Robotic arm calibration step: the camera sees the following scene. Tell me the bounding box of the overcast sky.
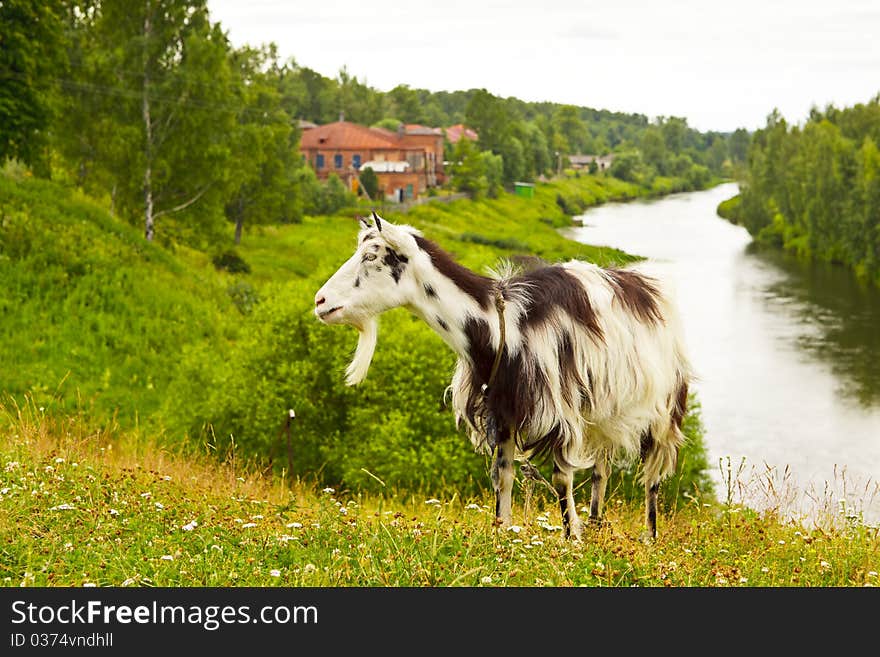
[207,0,880,133]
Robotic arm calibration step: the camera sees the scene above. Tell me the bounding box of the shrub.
[212,249,251,274]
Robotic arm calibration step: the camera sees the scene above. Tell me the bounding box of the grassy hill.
[0,172,236,424]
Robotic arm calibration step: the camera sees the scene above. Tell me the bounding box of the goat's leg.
[552,463,583,540]
[640,429,668,540]
[645,480,660,540]
[588,452,610,525]
[492,428,515,527]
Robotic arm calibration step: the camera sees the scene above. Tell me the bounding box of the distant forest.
[729,96,880,285]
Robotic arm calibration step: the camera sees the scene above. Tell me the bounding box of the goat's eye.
[363,252,377,262]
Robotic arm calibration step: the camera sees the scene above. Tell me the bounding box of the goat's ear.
[357,215,370,229]
[372,210,383,232]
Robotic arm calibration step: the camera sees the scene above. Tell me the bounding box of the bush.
[212,249,251,274]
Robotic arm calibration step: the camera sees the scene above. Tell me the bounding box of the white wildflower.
[761,567,770,573]
[4,461,20,471]
[250,514,264,520]
[739,577,748,584]
[162,475,172,481]
[480,576,492,585]
[425,498,441,505]
[182,520,198,532]
[241,523,257,529]
[160,555,174,561]
[269,569,281,578]
[331,548,341,557]
[140,492,151,498]
[412,529,422,537]
[286,522,303,529]
[778,540,786,545]
[322,487,335,494]
[0,487,10,495]
[210,545,222,552]
[339,507,348,515]
[54,457,65,464]
[44,466,54,473]
[820,561,831,569]
[109,509,119,516]
[304,564,316,574]
[506,525,522,534]
[83,582,96,588]
[868,571,878,579]
[464,503,481,511]
[154,502,164,510]
[49,503,75,511]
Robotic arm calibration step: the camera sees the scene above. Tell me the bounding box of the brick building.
[299,121,444,202]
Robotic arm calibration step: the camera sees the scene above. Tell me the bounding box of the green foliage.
[0,0,65,170]
[449,137,489,199]
[358,166,379,200]
[716,194,742,222]
[211,249,251,274]
[0,174,233,422]
[736,97,880,285]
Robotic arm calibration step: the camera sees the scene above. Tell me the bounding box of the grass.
[2,400,877,587]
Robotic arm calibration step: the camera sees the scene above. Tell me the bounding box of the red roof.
[445,124,478,143]
[300,121,400,150]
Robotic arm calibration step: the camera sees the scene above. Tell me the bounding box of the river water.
[567,182,880,524]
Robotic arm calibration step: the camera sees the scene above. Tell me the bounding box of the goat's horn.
[357,215,369,229]
[372,210,382,232]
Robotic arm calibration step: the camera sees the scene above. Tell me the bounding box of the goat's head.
[314,212,421,385]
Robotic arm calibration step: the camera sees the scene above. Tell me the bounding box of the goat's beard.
[345,316,378,386]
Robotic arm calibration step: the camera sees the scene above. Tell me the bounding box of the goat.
[314,213,692,539]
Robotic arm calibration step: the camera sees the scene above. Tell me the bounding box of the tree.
[728,128,751,163]
[0,0,66,171]
[553,105,591,154]
[57,0,239,243]
[358,166,378,200]
[660,116,689,154]
[609,150,643,183]
[640,126,667,174]
[449,136,488,199]
[225,46,303,244]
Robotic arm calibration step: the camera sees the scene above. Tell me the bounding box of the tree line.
[734,97,880,285]
[2,0,749,246]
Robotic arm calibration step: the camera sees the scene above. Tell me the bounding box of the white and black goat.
[314,213,692,539]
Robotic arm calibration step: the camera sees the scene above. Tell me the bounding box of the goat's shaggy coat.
[315,215,692,539]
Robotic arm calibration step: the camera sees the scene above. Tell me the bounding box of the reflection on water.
[567,183,880,523]
[749,244,880,407]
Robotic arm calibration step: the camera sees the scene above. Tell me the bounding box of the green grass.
[0,174,237,424]
[1,403,876,587]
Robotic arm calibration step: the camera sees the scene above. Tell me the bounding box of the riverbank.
[568,183,880,526]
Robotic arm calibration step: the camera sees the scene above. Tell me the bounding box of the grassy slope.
[0,174,237,423]
[1,407,876,587]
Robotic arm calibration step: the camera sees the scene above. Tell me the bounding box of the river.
[566,182,880,524]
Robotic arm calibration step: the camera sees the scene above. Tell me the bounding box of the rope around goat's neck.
[481,290,506,396]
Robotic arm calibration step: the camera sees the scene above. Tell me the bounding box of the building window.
[334,154,343,169]
[316,154,324,169]
[406,184,414,200]
[352,154,361,169]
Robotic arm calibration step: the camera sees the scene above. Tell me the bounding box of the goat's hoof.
[568,521,584,541]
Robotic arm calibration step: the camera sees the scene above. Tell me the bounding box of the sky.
[207,0,880,133]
